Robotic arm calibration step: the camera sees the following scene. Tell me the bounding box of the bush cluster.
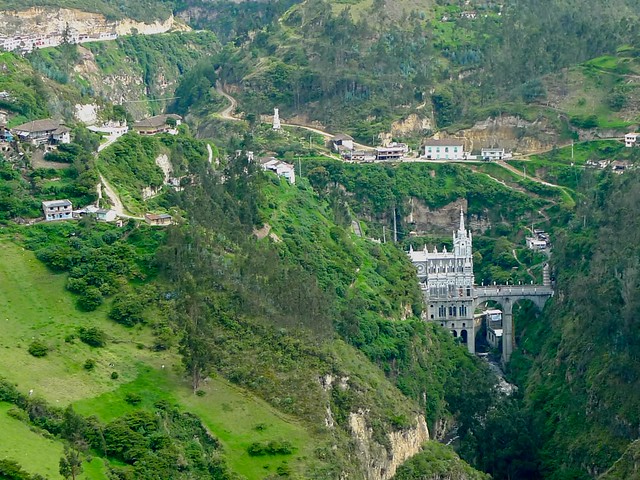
[246,440,294,456]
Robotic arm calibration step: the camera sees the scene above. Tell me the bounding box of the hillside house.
[481,147,510,160]
[42,199,73,221]
[331,134,354,152]
[375,143,409,161]
[0,124,13,143]
[258,157,296,184]
[341,149,376,162]
[423,139,466,160]
[483,309,503,349]
[611,160,631,173]
[527,237,548,250]
[133,114,182,136]
[13,119,71,145]
[624,133,639,147]
[144,213,173,226]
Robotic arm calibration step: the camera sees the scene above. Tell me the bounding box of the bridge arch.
[473,285,553,364]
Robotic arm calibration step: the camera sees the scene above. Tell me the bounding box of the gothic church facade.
[408,209,476,352]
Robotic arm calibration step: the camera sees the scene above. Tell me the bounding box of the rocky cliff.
[349,410,430,480]
[0,7,180,36]
[456,115,561,154]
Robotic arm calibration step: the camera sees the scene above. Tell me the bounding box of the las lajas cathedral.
[408,208,476,352]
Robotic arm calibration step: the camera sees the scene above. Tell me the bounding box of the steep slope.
[508,169,640,478]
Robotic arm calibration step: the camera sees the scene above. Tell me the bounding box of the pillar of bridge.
[502,299,513,365]
[543,263,551,287]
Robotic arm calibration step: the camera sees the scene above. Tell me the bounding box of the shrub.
[109,294,145,327]
[78,327,106,347]
[125,392,142,405]
[77,287,103,311]
[111,371,119,380]
[28,341,48,358]
[247,440,294,456]
[84,359,96,371]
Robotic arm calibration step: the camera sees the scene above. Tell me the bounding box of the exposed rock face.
[75,103,99,124]
[0,7,177,37]
[390,114,433,137]
[73,46,149,119]
[349,410,430,480]
[407,198,492,236]
[407,198,468,236]
[457,115,560,154]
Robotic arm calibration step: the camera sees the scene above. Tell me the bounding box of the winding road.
[215,82,373,149]
[99,173,142,219]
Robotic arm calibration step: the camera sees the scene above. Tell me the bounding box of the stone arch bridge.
[473,284,553,363]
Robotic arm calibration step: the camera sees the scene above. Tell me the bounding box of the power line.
[120,96,181,103]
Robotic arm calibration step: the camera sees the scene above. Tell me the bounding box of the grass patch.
[0,402,64,479]
[0,238,317,478]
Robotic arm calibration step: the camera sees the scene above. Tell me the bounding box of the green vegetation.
[392,442,490,480]
[0,403,64,479]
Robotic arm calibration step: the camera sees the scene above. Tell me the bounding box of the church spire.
[459,206,465,233]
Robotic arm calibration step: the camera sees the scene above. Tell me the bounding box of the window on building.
[445,147,449,152]
[467,287,471,297]
[439,305,446,317]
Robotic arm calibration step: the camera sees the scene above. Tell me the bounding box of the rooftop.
[424,138,465,147]
[42,199,72,208]
[145,213,172,220]
[332,133,354,141]
[134,114,182,129]
[14,118,64,133]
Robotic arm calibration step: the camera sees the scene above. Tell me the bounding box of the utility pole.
[571,141,574,162]
[393,208,398,242]
[383,226,386,243]
[298,156,302,177]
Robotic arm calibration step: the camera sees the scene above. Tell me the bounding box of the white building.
[483,309,503,348]
[42,199,73,221]
[526,237,548,250]
[332,134,354,152]
[624,133,639,148]
[481,147,510,160]
[13,118,71,145]
[423,139,467,160]
[375,142,409,161]
[259,157,296,184]
[409,208,476,353]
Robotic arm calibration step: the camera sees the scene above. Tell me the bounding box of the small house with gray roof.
[133,114,182,136]
[13,118,70,145]
[42,199,73,221]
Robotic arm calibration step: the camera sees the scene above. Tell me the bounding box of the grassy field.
[0,238,318,478]
[0,402,64,479]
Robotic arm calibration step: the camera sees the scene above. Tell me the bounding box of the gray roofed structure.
[13,118,64,133]
[42,199,72,208]
[423,138,465,147]
[133,114,182,129]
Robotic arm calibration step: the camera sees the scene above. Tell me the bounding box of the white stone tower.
[272,108,281,130]
[408,207,476,352]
